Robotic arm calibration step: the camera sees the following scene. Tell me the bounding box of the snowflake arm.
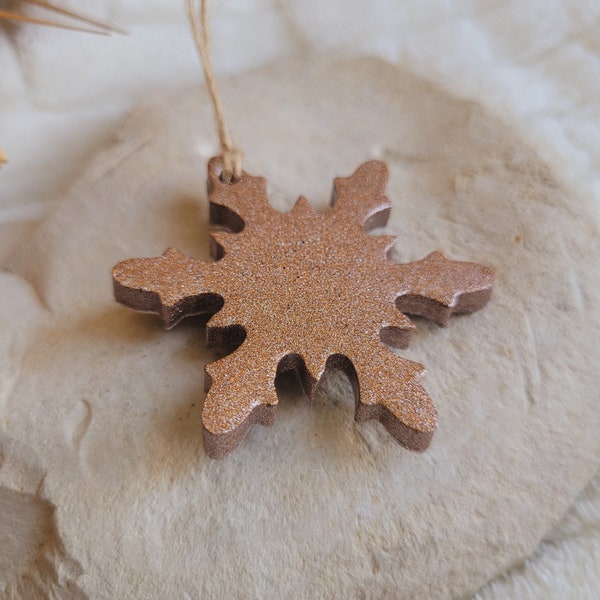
[331,160,391,231]
[202,342,279,458]
[112,247,222,329]
[207,156,277,233]
[346,348,437,452]
[393,251,495,326]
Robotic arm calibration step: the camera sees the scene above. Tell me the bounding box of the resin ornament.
[113,159,495,458]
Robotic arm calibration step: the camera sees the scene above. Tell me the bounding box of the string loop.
[187,0,243,183]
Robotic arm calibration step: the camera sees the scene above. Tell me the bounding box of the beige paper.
[1,58,598,599]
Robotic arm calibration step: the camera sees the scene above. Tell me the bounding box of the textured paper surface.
[1,58,599,599]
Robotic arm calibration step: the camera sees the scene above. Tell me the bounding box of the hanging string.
[186,0,243,183]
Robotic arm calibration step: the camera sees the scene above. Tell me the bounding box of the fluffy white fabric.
[1,1,599,597]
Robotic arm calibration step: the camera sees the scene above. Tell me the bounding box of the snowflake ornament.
[113,159,495,458]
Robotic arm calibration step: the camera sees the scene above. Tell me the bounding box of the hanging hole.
[219,170,241,185]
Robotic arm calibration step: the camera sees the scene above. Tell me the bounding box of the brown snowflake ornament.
[113,159,495,458]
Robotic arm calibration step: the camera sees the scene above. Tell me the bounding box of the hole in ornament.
[219,171,241,184]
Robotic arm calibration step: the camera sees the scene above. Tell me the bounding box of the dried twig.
[0,1,123,35]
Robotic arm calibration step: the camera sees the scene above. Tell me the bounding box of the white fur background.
[1,1,599,597]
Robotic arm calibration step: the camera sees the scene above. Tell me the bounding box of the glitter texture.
[113,159,495,458]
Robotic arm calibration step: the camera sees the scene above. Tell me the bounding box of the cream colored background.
[1,1,600,598]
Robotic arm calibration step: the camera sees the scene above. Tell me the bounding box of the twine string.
[186,0,243,183]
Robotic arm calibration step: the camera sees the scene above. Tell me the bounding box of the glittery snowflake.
[113,159,495,458]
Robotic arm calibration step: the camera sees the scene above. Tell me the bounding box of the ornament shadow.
[93,305,410,472]
[269,363,398,465]
[68,309,214,476]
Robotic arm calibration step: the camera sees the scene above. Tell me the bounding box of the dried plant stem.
[0,1,123,35]
[22,0,124,34]
[0,9,108,34]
